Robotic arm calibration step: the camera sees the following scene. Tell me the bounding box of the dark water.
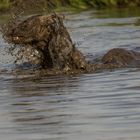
[0,8,140,140]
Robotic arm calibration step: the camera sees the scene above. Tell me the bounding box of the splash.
[2,13,140,76]
[3,13,92,74]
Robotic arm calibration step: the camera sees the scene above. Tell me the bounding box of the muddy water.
[0,8,140,140]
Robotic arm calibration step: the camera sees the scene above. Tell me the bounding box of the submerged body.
[101,48,140,69]
[4,14,140,74]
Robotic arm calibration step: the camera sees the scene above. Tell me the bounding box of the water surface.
[0,8,140,140]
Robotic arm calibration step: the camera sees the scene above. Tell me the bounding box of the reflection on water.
[0,8,140,140]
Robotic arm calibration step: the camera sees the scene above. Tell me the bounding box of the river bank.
[0,0,140,13]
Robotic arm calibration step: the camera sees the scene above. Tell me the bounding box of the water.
[0,8,140,140]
